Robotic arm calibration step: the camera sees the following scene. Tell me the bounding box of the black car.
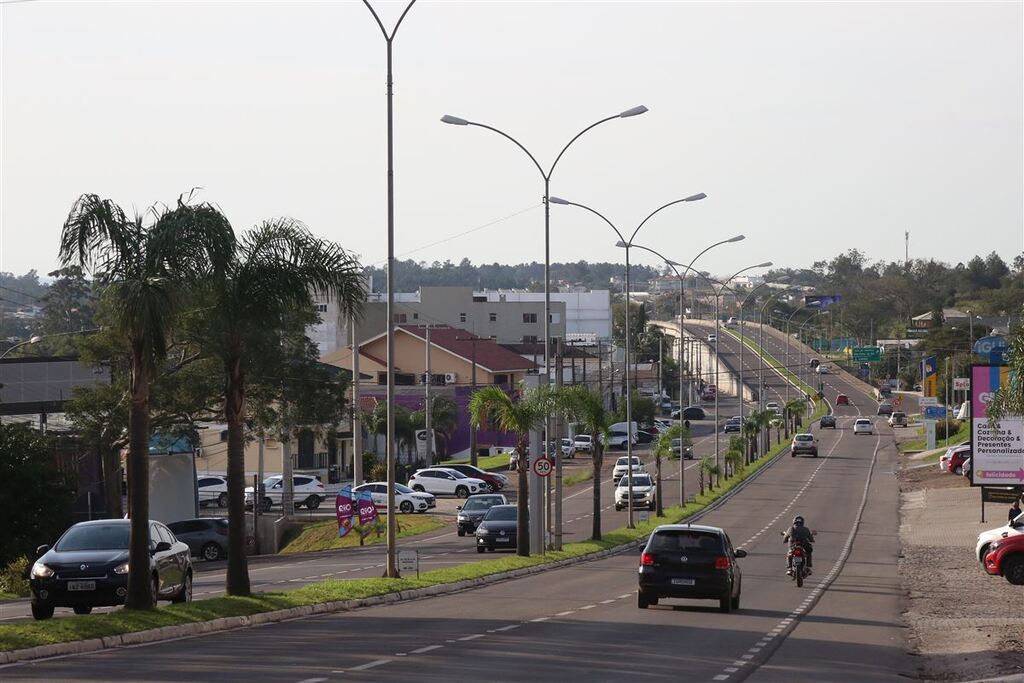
[723,417,743,433]
[820,414,836,429]
[29,519,192,620]
[637,524,745,612]
[682,406,706,421]
[168,518,228,561]
[635,429,655,444]
[456,493,508,536]
[475,504,519,553]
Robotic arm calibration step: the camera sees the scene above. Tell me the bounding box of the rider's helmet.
[793,515,805,527]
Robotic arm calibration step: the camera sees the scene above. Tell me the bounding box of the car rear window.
[648,530,723,554]
[795,435,813,442]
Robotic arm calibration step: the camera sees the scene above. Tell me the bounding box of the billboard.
[970,364,1024,487]
[922,356,938,397]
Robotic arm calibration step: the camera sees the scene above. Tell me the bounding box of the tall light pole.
[549,193,706,528]
[734,281,788,422]
[756,288,794,404]
[441,107,648,551]
[363,0,417,578]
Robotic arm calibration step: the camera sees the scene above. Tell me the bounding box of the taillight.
[715,556,731,570]
[640,552,655,566]
[792,548,803,556]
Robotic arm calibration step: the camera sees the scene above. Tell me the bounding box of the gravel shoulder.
[898,450,1024,681]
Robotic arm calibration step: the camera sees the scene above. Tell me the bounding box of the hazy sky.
[2,1,1021,282]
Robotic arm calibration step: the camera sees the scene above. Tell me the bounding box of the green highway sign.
[852,347,881,362]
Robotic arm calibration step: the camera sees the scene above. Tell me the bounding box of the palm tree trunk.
[591,434,602,541]
[125,349,153,610]
[516,436,530,557]
[224,353,251,596]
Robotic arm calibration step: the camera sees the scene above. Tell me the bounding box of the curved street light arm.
[552,199,627,245]
[629,196,702,244]
[362,0,417,40]
[547,114,620,179]
[463,122,546,180]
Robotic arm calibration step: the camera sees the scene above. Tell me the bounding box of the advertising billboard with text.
[970,364,1024,487]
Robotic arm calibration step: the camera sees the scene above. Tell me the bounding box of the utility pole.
[424,325,432,464]
[905,230,910,267]
[456,333,481,466]
[597,339,604,407]
[351,316,362,485]
[657,336,663,405]
[553,339,563,550]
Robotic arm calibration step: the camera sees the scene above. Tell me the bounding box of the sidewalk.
[899,475,1024,681]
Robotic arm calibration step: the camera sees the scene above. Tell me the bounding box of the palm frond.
[148,199,235,280]
[59,194,139,278]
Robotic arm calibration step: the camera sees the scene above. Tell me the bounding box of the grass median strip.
[0,388,820,656]
[440,452,510,471]
[721,327,817,397]
[279,514,447,555]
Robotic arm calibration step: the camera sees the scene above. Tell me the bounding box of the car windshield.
[483,506,516,522]
[464,497,500,511]
[626,476,652,487]
[55,524,131,551]
[648,530,721,553]
[262,477,281,487]
[444,470,468,479]
[395,483,414,494]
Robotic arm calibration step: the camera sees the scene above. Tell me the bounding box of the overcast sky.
[1,1,1021,282]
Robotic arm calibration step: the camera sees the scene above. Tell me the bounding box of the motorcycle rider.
[783,515,815,575]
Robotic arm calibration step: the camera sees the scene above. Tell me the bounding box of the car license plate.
[495,537,510,543]
[671,578,695,586]
[67,580,96,591]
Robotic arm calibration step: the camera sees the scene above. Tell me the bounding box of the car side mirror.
[36,544,50,557]
[152,541,172,554]
[734,549,747,558]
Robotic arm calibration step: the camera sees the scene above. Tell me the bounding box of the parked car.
[600,430,631,450]
[636,429,655,445]
[637,524,746,612]
[939,444,970,473]
[853,418,874,435]
[791,433,818,457]
[456,493,508,536]
[167,518,228,562]
[723,416,743,433]
[653,419,672,431]
[612,456,645,484]
[573,434,593,453]
[976,511,1024,563]
[836,394,850,406]
[245,475,326,512]
[983,534,1024,585]
[408,468,487,498]
[671,438,693,459]
[948,448,972,475]
[353,482,436,514]
[196,475,229,508]
[560,438,575,457]
[876,402,894,416]
[888,412,908,428]
[725,317,738,327]
[819,414,837,429]
[961,455,972,478]
[475,504,519,553]
[681,406,707,421]
[614,473,656,511]
[444,464,508,492]
[707,333,717,342]
[29,519,192,620]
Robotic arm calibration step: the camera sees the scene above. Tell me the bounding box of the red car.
[948,448,972,475]
[445,464,505,491]
[836,394,850,406]
[983,534,1024,585]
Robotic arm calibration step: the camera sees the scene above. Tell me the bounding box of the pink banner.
[357,489,378,528]
[336,485,354,538]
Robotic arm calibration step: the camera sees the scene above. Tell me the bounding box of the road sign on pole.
[852,347,881,362]
[533,457,553,478]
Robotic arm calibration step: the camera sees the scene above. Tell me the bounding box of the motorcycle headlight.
[30,562,54,579]
[114,562,130,575]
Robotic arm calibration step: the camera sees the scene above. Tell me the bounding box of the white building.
[482,289,612,339]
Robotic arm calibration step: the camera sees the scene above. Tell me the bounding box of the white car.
[572,434,593,453]
[707,333,717,342]
[601,429,632,450]
[407,468,487,498]
[816,364,832,374]
[197,475,228,508]
[615,473,656,511]
[245,474,326,511]
[560,438,576,457]
[353,482,435,514]
[765,401,780,414]
[853,418,874,435]
[612,456,645,484]
[976,512,1024,563]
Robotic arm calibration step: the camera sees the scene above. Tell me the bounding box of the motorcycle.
[788,543,811,587]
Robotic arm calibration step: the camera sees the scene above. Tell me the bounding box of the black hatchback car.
[168,517,228,561]
[820,414,837,429]
[475,504,519,553]
[637,524,746,612]
[29,519,193,619]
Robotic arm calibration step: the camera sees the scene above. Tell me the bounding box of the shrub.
[0,557,30,597]
[369,462,388,482]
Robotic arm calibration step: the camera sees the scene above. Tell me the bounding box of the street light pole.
[442,106,647,552]
[549,193,707,528]
[363,0,417,578]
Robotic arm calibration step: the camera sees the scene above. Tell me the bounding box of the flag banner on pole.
[357,488,381,539]
[336,485,354,538]
[922,356,938,397]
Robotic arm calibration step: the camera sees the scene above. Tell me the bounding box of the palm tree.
[745,409,774,463]
[469,385,552,556]
[555,385,611,539]
[195,219,363,595]
[59,192,234,609]
[652,424,682,517]
[784,399,806,438]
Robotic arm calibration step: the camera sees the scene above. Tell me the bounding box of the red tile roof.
[398,326,538,373]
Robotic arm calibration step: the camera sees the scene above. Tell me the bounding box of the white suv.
[572,434,593,453]
[853,418,874,435]
[408,468,486,498]
[601,429,631,450]
[197,475,228,508]
[612,456,645,485]
[615,473,656,511]
[976,512,1024,563]
[353,482,435,514]
[245,475,325,511]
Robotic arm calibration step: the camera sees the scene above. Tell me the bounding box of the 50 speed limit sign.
[532,457,553,477]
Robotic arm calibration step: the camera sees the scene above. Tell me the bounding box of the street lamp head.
[548,196,572,205]
[727,234,746,243]
[755,261,773,268]
[619,105,649,118]
[440,114,470,126]
[683,192,707,202]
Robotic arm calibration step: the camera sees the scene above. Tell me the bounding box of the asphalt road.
[1,323,911,681]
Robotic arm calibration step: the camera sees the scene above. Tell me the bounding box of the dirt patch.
[899,468,1024,681]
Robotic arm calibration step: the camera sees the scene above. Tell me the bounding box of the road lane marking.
[349,659,392,671]
[410,645,443,654]
[458,634,485,641]
[495,624,520,632]
[295,678,326,683]
[555,611,575,616]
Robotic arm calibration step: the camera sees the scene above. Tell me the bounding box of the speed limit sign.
[532,457,553,477]
[893,396,902,407]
